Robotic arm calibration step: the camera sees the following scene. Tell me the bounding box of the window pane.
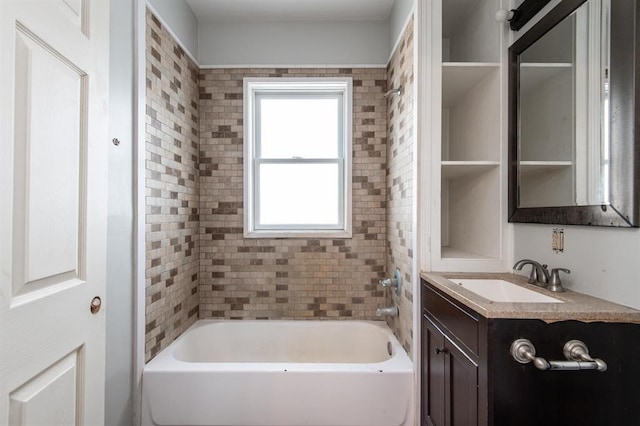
[259,97,340,159]
[258,163,340,226]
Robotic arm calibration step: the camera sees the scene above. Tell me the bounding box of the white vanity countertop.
[421,271,640,324]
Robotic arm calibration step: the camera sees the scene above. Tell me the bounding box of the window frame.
[243,77,353,238]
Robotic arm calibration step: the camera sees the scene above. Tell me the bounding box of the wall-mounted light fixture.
[495,0,552,31]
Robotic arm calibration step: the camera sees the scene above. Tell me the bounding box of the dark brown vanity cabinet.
[421,279,640,426]
[423,317,478,426]
[422,282,484,426]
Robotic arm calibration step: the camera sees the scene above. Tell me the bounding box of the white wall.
[106,0,135,424]
[389,0,413,53]
[514,225,640,309]
[148,0,198,60]
[511,0,640,310]
[198,20,389,66]
[151,0,409,66]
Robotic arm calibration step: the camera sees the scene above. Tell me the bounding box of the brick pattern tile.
[198,67,389,320]
[386,16,415,356]
[145,9,200,361]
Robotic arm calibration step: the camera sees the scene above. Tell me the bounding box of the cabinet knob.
[435,346,448,355]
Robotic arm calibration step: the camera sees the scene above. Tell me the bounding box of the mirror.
[508,0,639,227]
[519,0,608,208]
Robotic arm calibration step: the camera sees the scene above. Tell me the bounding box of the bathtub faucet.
[376,306,399,317]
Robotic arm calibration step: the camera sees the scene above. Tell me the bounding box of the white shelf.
[520,62,573,67]
[441,246,498,260]
[520,63,572,93]
[520,62,573,68]
[442,161,499,179]
[520,161,572,176]
[442,62,500,107]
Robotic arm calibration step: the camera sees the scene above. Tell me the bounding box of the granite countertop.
[420,271,640,324]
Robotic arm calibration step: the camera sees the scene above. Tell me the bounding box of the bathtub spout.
[376,306,398,317]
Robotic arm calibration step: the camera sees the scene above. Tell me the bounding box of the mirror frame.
[508,0,640,227]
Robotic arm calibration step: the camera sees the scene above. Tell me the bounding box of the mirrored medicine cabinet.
[508,0,639,227]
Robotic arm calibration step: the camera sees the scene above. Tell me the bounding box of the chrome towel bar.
[510,339,607,372]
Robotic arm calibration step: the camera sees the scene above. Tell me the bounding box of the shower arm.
[384,86,403,98]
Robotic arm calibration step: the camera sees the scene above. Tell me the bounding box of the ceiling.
[185,0,396,22]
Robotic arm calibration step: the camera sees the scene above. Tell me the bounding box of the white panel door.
[0,0,109,424]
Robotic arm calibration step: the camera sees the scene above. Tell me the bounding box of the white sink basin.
[450,279,563,303]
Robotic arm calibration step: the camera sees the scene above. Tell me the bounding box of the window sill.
[244,229,352,239]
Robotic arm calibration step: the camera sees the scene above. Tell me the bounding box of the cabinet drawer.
[423,283,479,356]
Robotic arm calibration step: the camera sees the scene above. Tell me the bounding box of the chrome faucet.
[513,259,550,287]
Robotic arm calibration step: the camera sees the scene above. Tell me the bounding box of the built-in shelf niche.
[442,64,500,162]
[442,0,500,63]
[442,63,500,107]
[441,166,501,260]
[442,161,500,179]
[430,0,504,270]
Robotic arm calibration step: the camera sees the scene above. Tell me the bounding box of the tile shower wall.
[199,68,388,319]
[145,9,200,361]
[386,16,415,356]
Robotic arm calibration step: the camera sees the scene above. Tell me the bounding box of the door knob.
[90,296,102,314]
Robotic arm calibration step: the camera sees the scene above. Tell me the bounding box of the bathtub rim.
[144,319,413,373]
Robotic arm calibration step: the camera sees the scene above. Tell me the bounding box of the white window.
[244,78,353,238]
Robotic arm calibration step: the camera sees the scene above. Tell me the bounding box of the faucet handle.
[379,278,398,288]
[379,269,402,296]
[549,268,570,292]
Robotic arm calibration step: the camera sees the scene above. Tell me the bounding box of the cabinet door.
[445,341,479,426]
[423,316,446,426]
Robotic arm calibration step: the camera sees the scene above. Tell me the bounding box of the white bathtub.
[141,320,414,426]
